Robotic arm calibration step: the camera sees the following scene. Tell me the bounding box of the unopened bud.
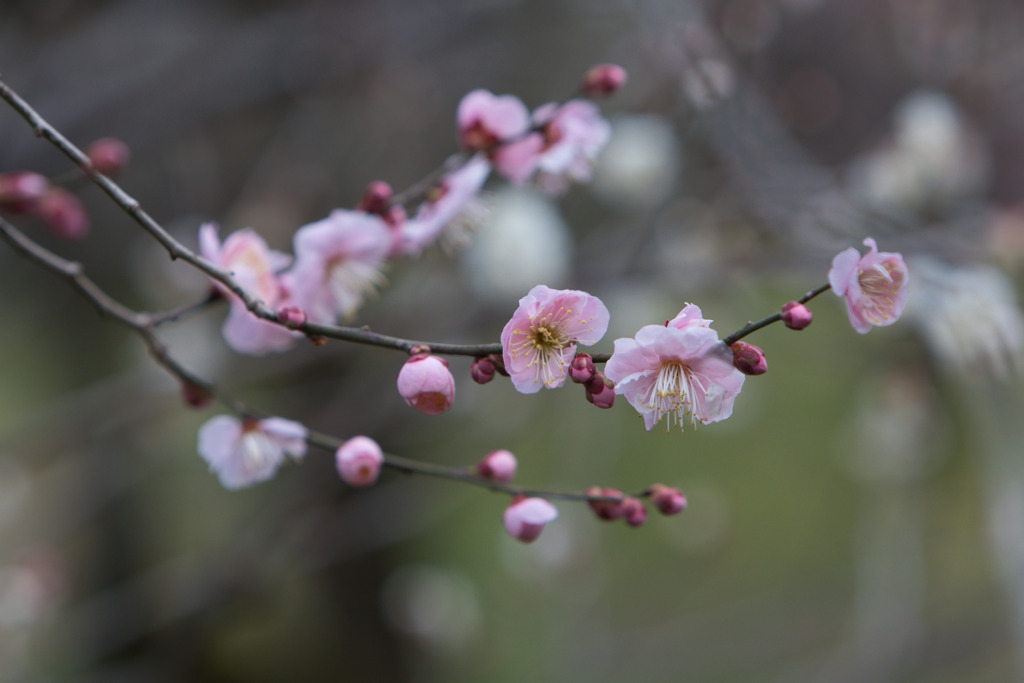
[620,497,648,527]
[357,181,393,215]
[336,436,384,487]
[581,64,628,98]
[649,483,687,515]
[397,353,455,415]
[477,449,517,483]
[730,341,767,376]
[585,372,616,408]
[85,137,131,176]
[181,380,212,408]
[569,354,596,384]
[37,188,89,240]
[471,356,496,384]
[586,487,625,521]
[781,301,813,330]
[503,495,558,544]
[277,306,307,328]
[0,171,50,214]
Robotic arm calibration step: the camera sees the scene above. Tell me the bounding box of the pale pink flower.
[503,496,558,544]
[828,238,910,334]
[457,90,531,152]
[399,155,491,256]
[477,450,518,483]
[604,304,746,431]
[501,285,610,394]
[335,436,385,487]
[283,209,392,323]
[531,100,611,194]
[491,133,545,185]
[397,353,456,415]
[198,223,299,355]
[197,415,307,490]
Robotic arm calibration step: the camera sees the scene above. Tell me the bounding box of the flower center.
[240,430,276,477]
[326,257,385,319]
[858,260,906,324]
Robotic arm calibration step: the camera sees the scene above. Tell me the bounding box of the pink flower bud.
[181,380,212,408]
[357,181,393,215]
[587,487,625,521]
[503,496,558,543]
[581,64,628,98]
[470,357,496,384]
[276,306,307,328]
[336,435,384,487]
[569,354,596,384]
[780,301,813,330]
[620,497,648,527]
[85,137,131,176]
[37,188,89,240]
[730,341,767,376]
[397,353,455,415]
[649,484,687,515]
[0,171,50,214]
[477,449,517,483]
[585,372,616,409]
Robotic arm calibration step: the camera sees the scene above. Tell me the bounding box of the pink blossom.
[283,209,392,323]
[397,353,456,415]
[604,304,746,431]
[503,496,558,544]
[828,238,910,334]
[501,285,610,394]
[477,450,518,483]
[457,90,531,152]
[197,415,307,490]
[531,100,611,194]
[199,223,299,355]
[335,436,385,487]
[399,155,491,256]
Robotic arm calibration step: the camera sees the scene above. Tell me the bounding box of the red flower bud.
[581,64,628,98]
[730,341,767,376]
[780,301,813,330]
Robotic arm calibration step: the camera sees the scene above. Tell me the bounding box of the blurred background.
[2,0,1024,681]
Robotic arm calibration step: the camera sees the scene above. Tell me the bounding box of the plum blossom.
[399,155,491,256]
[604,304,746,431]
[828,238,910,334]
[336,436,385,487]
[457,90,531,152]
[199,223,299,355]
[503,496,558,544]
[397,353,456,415]
[197,415,307,490]
[283,209,392,323]
[501,285,610,393]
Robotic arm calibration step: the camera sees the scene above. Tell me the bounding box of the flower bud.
[586,487,625,521]
[357,180,393,215]
[569,354,596,384]
[397,353,455,415]
[470,356,496,384]
[649,484,687,515]
[181,380,212,408]
[0,171,50,214]
[336,436,384,487]
[85,137,131,176]
[37,188,89,240]
[585,372,616,408]
[277,306,307,329]
[503,495,558,543]
[730,341,767,376]
[780,301,813,330]
[581,64,628,98]
[477,449,517,483]
[620,497,648,527]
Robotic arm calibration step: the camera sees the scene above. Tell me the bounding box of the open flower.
[199,223,300,355]
[283,209,392,323]
[399,155,491,256]
[503,496,558,544]
[197,415,308,490]
[604,304,745,431]
[828,238,910,334]
[457,90,531,152]
[501,285,610,393]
